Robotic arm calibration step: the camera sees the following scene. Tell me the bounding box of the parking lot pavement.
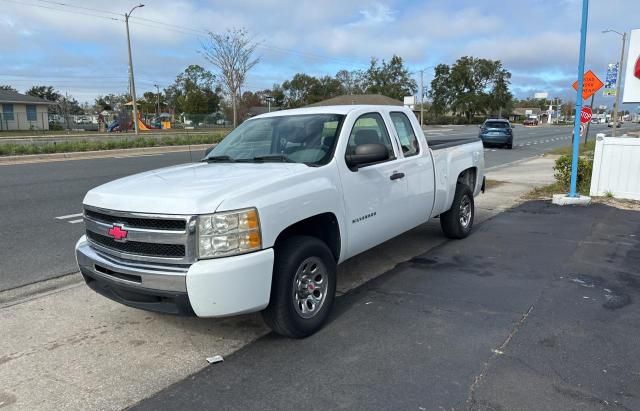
[0,157,555,411]
[131,201,640,411]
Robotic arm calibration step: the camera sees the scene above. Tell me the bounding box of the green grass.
[547,140,596,157]
[524,182,566,199]
[0,133,227,156]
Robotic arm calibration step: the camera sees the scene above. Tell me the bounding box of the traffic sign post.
[569,0,590,198]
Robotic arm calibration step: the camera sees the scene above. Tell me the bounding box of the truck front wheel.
[262,236,336,338]
[440,183,474,239]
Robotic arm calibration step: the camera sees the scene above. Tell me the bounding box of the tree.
[95,93,130,112]
[282,73,321,108]
[335,70,364,95]
[428,57,513,122]
[201,28,260,127]
[360,55,417,100]
[26,86,61,103]
[487,62,513,117]
[0,85,17,92]
[26,85,84,115]
[164,65,221,115]
[429,64,452,116]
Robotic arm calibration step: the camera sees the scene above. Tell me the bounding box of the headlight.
[197,208,262,258]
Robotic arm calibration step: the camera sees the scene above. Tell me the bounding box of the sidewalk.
[132,201,640,411]
[0,157,556,410]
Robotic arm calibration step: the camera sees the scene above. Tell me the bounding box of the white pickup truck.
[75,105,485,337]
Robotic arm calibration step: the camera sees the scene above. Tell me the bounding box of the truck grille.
[84,209,186,231]
[83,206,195,263]
[86,232,186,258]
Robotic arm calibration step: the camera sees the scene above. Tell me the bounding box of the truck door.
[339,112,409,258]
[387,111,435,225]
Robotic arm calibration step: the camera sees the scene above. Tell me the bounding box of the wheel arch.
[273,213,341,262]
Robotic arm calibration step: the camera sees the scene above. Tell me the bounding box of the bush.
[553,154,593,194]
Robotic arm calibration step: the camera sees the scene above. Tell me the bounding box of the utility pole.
[420,69,424,126]
[125,4,144,135]
[154,83,160,116]
[603,29,626,137]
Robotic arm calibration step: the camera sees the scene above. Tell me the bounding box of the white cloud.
[1,0,640,102]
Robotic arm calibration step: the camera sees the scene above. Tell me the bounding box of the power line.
[0,0,121,21]
[35,0,121,16]
[5,0,367,68]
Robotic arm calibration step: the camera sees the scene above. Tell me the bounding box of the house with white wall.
[0,90,55,131]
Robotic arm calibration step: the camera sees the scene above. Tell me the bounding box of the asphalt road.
[0,123,637,291]
[132,201,640,410]
[424,122,635,169]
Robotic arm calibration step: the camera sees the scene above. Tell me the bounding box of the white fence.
[590,135,640,200]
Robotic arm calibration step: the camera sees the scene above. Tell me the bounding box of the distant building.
[510,107,542,122]
[0,90,55,131]
[306,94,404,107]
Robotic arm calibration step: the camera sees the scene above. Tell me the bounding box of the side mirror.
[345,143,389,170]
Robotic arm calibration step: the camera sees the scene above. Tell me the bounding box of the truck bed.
[427,137,481,150]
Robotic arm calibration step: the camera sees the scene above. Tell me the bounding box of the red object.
[107,225,128,241]
[580,106,593,124]
[635,56,640,79]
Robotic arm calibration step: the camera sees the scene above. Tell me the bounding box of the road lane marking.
[68,219,84,224]
[55,213,83,220]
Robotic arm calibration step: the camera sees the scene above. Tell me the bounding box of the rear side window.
[390,112,419,157]
[484,121,509,128]
[346,113,396,160]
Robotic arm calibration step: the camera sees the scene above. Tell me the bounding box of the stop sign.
[580,106,593,123]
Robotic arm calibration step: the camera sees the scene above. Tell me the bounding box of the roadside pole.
[569,0,589,197]
[611,32,626,137]
[420,70,424,126]
[584,93,595,145]
[125,4,145,136]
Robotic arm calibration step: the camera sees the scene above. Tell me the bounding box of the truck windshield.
[205,114,345,166]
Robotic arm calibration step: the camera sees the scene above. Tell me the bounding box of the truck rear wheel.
[440,183,474,239]
[262,236,336,338]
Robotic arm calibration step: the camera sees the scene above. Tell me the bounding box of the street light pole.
[603,29,626,137]
[154,83,160,116]
[420,69,424,126]
[125,4,144,135]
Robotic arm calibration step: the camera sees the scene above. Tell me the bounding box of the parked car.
[608,121,623,128]
[479,119,514,149]
[75,105,485,338]
[523,118,539,126]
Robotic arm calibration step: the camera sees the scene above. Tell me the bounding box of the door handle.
[390,172,405,181]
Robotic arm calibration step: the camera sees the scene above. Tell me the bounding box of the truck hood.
[83,162,305,215]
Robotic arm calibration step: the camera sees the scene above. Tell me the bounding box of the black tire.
[262,236,337,338]
[440,183,475,239]
[506,142,513,149]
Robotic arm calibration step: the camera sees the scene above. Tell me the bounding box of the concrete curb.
[0,144,212,165]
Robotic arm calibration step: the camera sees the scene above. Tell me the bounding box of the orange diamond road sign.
[572,70,604,100]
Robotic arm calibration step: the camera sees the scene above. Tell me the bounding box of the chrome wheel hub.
[292,257,327,319]
[459,195,472,228]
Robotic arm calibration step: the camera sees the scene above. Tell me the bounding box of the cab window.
[345,113,396,162]
[390,112,419,157]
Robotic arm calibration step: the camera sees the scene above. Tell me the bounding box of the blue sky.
[0,0,638,108]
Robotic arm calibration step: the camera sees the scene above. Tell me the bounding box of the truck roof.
[253,105,407,119]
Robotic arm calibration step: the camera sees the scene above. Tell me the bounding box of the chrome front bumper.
[76,236,188,292]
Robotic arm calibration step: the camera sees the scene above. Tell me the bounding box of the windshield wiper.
[251,154,294,163]
[203,155,236,163]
